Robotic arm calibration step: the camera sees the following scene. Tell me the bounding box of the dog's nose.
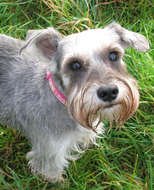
[97,85,119,102]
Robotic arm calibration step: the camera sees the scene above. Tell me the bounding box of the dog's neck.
[45,71,67,105]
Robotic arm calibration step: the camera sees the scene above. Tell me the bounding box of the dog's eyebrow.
[109,45,124,53]
[99,44,124,58]
[62,55,90,68]
[65,57,84,64]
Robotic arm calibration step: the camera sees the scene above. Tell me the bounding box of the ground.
[0,0,153,189]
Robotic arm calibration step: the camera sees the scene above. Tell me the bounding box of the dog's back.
[0,35,45,129]
[0,35,24,126]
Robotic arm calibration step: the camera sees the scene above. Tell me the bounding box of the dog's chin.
[100,104,122,124]
[67,87,139,130]
[69,102,123,130]
[89,102,132,130]
[79,104,123,130]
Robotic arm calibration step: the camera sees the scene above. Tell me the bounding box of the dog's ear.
[106,22,149,52]
[24,28,62,59]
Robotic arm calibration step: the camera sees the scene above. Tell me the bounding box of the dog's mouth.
[86,102,121,131]
[103,102,120,109]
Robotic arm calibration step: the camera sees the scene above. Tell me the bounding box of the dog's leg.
[26,131,69,182]
[26,123,104,182]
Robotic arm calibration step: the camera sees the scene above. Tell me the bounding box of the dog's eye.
[108,51,119,61]
[69,61,82,71]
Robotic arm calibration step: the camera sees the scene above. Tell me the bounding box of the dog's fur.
[0,23,149,181]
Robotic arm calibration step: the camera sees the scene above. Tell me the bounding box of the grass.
[0,0,153,189]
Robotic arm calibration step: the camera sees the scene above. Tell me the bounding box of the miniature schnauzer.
[0,23,149,181]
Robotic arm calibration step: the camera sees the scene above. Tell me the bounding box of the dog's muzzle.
[67,77,139,131]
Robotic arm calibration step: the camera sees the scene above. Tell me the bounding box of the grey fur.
[0,23,149,181]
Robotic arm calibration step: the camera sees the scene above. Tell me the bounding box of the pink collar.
[45,71,67,105]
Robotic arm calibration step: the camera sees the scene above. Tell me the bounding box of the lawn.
[0,0,153,189]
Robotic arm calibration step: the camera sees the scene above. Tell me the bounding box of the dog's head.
[25,23,149,130]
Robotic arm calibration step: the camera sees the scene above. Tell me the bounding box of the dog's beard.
[67,78,139,130]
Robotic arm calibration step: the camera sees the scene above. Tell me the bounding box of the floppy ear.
[24,28,62,59]
[106,22,150,52]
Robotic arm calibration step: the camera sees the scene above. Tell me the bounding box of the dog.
[0,23,149,182]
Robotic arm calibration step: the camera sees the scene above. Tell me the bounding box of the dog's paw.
[26,151,65,182]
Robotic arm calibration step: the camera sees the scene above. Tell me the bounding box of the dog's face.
[25,23,149,130]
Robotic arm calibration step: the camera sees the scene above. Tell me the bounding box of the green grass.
[0,0,153,189]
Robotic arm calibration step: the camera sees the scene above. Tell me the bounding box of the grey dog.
[0,23,149,181]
